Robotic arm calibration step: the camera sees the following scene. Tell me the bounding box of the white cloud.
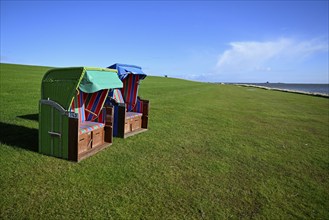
[216,37,328,74]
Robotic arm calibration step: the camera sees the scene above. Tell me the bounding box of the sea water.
[245,83,329,95]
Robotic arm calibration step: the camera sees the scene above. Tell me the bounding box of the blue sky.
[1,1,328,83]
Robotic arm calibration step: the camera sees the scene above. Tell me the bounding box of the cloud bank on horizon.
[217,37,328,71]
[185,37,328,83]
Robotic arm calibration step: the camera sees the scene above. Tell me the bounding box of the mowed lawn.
[0,63,328,219]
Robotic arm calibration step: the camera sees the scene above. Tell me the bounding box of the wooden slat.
[68,117,78,162]
[141,99,149,129]
[117,104,126,138]
[104,106,113,143]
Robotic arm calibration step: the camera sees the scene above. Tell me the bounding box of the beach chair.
[106,64,150,138]
[39,67,122,161]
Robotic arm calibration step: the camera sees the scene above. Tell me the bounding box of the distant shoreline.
[235,84,329,98]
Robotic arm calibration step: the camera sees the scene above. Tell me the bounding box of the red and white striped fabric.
[121,74,141,112]
[70,89,107,134]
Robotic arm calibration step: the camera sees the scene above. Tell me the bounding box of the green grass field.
[1,63,328,219]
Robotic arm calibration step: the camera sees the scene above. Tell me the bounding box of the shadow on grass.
[17,113,39,122]
[0,122,38,152]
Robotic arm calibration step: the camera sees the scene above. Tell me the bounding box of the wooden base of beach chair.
[72,126,111,162]
[104,107,113,143]
[78,132,92,154]
[123,128,148,138]
[68,107,114,162]
[78,127,105,153]
[78,142,111,161]
[141,98,149,129]
[124,114,142,134]
[115,99,149,138]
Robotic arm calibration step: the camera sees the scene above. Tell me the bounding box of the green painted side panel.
[61,116,69,159]
[39,104,52,155]
[39,103,69,159]
[41,67,85,110]
[52,110,61,157]
[38,102,42,152]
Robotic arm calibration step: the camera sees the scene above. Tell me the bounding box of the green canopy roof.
[41,67,122,110]
[79,70,122,93]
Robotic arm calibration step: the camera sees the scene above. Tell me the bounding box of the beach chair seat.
[70,90,109,150]
[126,112,143,119]
[79,121,105,135]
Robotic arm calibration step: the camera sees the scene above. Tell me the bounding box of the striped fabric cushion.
[125,112,143,120]
[121,74,141,112]
[79,121,105,135]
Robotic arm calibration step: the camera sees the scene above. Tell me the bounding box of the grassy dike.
[0,63,328,219]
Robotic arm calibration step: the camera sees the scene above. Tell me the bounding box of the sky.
[1,1,328,83]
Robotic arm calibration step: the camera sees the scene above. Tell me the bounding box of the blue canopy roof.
[108,63,147,81]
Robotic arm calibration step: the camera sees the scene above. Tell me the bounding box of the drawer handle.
[48,131,61,137]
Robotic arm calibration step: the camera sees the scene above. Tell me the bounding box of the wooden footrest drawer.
[124,115,142,133]
[78,128,104,154]
[78,132,92,154]
[92,127,104,148]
